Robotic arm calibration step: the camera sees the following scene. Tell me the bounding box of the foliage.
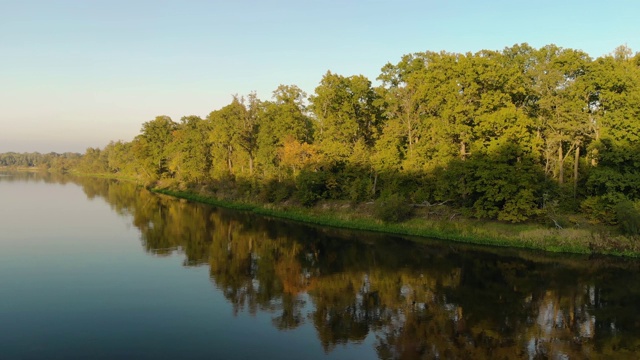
[373,193,413,223]
[583,139,640,222]
[259,179,295,203]
[294,169,327,207]
[25,42,640,228]
[615,200,640,235]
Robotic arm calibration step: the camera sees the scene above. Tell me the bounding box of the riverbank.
[151,186,640,258]
[9,168,639,257]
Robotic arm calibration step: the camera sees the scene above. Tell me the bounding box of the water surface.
[1,172,640,359]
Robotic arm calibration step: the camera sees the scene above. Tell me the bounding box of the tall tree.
[377,53,428,170]
[310,71,384,162]
[206,97,247,177]
[256,84,313,179]
[530,45,591,186]
[168,115,211,182]
[135,115,177,178]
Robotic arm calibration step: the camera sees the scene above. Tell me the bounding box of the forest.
[5,43,640,230]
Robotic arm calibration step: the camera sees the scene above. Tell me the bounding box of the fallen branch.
[411,200,451,207]
[549,217,563,229]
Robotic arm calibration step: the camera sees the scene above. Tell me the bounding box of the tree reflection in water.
[68,175,640,359]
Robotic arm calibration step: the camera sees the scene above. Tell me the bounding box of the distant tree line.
[0,152,81,171]
[15,43,640,224]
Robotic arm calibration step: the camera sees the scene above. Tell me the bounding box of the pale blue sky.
[1,0,639,152]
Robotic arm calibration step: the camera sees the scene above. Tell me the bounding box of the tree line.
[23,43,640,224]
[0,152,81,171]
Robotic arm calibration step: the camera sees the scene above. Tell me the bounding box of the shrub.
[581,193,627,224]
[235,178,256,199]
[498,189,541,223]
[615,200,640,235]
[373,193,413,223]
[346,177,372,203]
[295,170,327,207]
[259,179,295,203]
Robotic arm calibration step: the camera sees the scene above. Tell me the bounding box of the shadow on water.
[11,172,640,359]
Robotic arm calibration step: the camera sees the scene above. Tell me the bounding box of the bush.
[498,189,541,223]
[581,193,627,224]
[346,176,372,204]
[295,170,327,207]
[259,179,295,203]
[615,200,640,235]
[373,193,413,223]
[235,178,257,198]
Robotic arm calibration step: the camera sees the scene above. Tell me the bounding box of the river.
[1,172,639,359]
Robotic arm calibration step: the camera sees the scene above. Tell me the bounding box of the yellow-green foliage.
[57,44,640,227]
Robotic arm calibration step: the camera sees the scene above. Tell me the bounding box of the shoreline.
[150,187,640,258]
[9,169,638,258]
[15,168,631,258]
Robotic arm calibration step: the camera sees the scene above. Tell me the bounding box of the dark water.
[1,173,640,359]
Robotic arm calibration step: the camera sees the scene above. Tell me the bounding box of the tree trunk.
[545,148,550,177]
[558,143,564,184]
[372,172,378,196]
[592,118,600,166]
[407,120,413,157]
[573,145,580,198]
[403,94,414,160]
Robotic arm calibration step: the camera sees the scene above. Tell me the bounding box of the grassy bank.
[151,187,640,258]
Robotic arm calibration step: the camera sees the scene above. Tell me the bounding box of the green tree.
[256,85,313,179]
[135,115,177,178]
[206,97,247,178]
[206,95,261,179]
[310,71,384,162]
[529,45,591,188]
[168,115,211,183]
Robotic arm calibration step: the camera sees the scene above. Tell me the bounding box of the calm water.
[1,173,640,359]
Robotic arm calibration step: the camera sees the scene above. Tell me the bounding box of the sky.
[1,0,639,153]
